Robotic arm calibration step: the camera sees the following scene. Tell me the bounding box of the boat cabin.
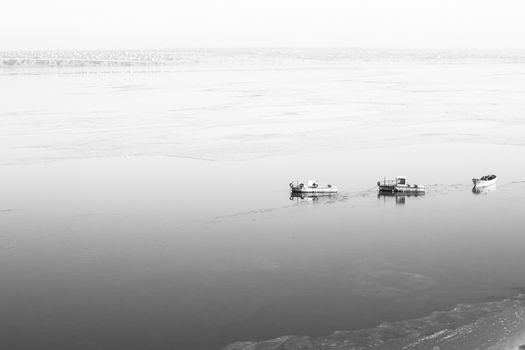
[379,176,407,187]
[307,180,318,188]
[396,176,407,186]
[290,179,337,193]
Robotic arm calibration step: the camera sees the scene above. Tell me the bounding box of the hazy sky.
[3,0,525,50]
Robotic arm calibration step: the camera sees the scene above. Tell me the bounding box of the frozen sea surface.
[1,49,525,349]
[2,49,525,165]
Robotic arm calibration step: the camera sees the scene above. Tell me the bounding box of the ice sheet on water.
[2,50,525,166]
[3,48,525,68]
[224,295,525,350]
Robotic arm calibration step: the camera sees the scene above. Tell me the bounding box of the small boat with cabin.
[377,176,426,194]
[472,174,497,188]
[289,180,338,194]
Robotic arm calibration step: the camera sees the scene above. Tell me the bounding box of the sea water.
[1,49,525,349]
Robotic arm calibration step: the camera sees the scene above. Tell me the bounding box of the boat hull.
[290,192,337,200]
[378,185,425,194]
[472,178,497,187]
[291,187,338,193]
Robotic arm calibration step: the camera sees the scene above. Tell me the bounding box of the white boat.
[377,176,426,194]
[472,174,497,187]
[289,180,338,193]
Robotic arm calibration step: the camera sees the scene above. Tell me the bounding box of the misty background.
[2,0,525,51]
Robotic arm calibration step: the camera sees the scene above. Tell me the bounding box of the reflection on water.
[472,184,497,195]
[377,192,425,205]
